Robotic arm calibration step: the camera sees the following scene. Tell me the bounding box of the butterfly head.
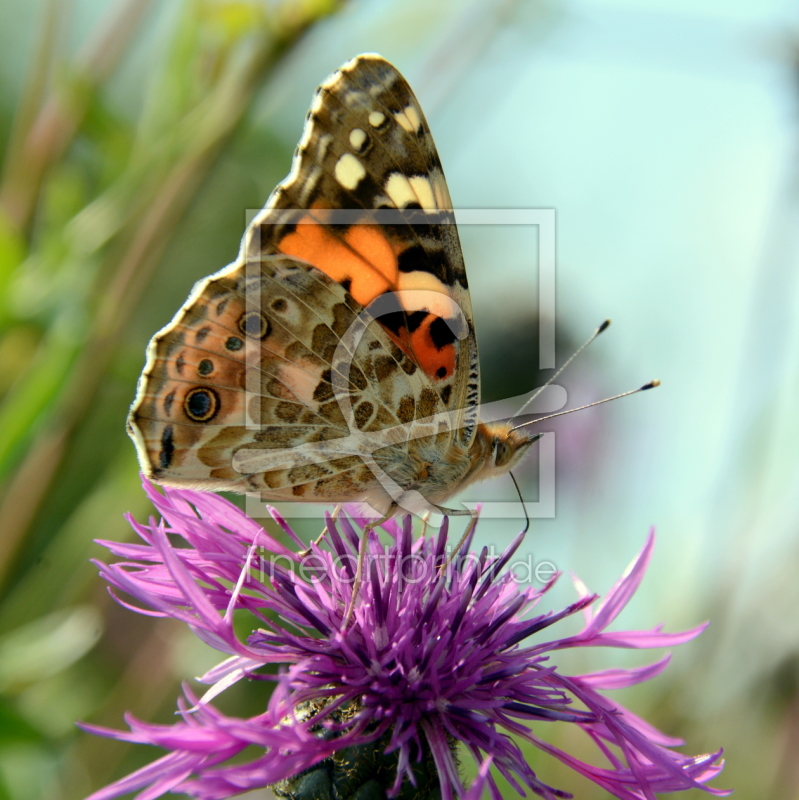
[469,422,543,485]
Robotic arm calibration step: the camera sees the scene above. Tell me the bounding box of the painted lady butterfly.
[127,54,542,520]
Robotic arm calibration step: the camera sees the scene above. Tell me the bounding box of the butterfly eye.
[495,439,512,468]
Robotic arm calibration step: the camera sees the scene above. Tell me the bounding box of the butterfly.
[127,54,542,522]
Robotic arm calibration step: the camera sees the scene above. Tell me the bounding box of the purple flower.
[82,479,727,800]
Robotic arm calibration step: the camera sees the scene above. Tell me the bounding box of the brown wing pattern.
[128,255,451,511]
[128,55,479,512]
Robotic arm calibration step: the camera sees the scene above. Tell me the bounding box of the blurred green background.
[0,0,797,798]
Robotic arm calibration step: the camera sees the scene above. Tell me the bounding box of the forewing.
[248,54,480,445]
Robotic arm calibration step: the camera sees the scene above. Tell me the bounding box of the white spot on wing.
[335,153,366,190]
[310,92,325,114]
[317,133,333,162]
[384,173,438,211]
[298,118,315,150]
[405,105,421,132]
[349,128,367,151]
[385,172,416,208]
[298,166,322,205]
[409,176,436,211]
[395,105,421,133]
[368,111,386,128]
[395,282,458,319]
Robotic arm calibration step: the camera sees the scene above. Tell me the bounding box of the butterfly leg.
[300,503,343,558]
[343,504,398,627]
[420,510,431,538]
[435,506,480,574]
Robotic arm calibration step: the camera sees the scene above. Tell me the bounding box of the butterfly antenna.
[511,319,611,424]
[512,380,661,431]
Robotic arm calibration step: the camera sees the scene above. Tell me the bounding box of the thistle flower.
[82,480,727,800]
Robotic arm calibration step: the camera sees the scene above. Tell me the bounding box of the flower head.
[83,480,726,800]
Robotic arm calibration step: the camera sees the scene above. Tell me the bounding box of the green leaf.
[0,214,26,329]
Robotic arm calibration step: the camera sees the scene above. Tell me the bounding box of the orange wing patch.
[277,204,459,383]
[408,315,456,380]
[278,207,397,308]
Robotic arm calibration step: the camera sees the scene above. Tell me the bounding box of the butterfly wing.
[128,55,479,512]
[249,54,479,446]
[129,255,424,499]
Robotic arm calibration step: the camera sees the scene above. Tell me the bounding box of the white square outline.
[240,207,559,521]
